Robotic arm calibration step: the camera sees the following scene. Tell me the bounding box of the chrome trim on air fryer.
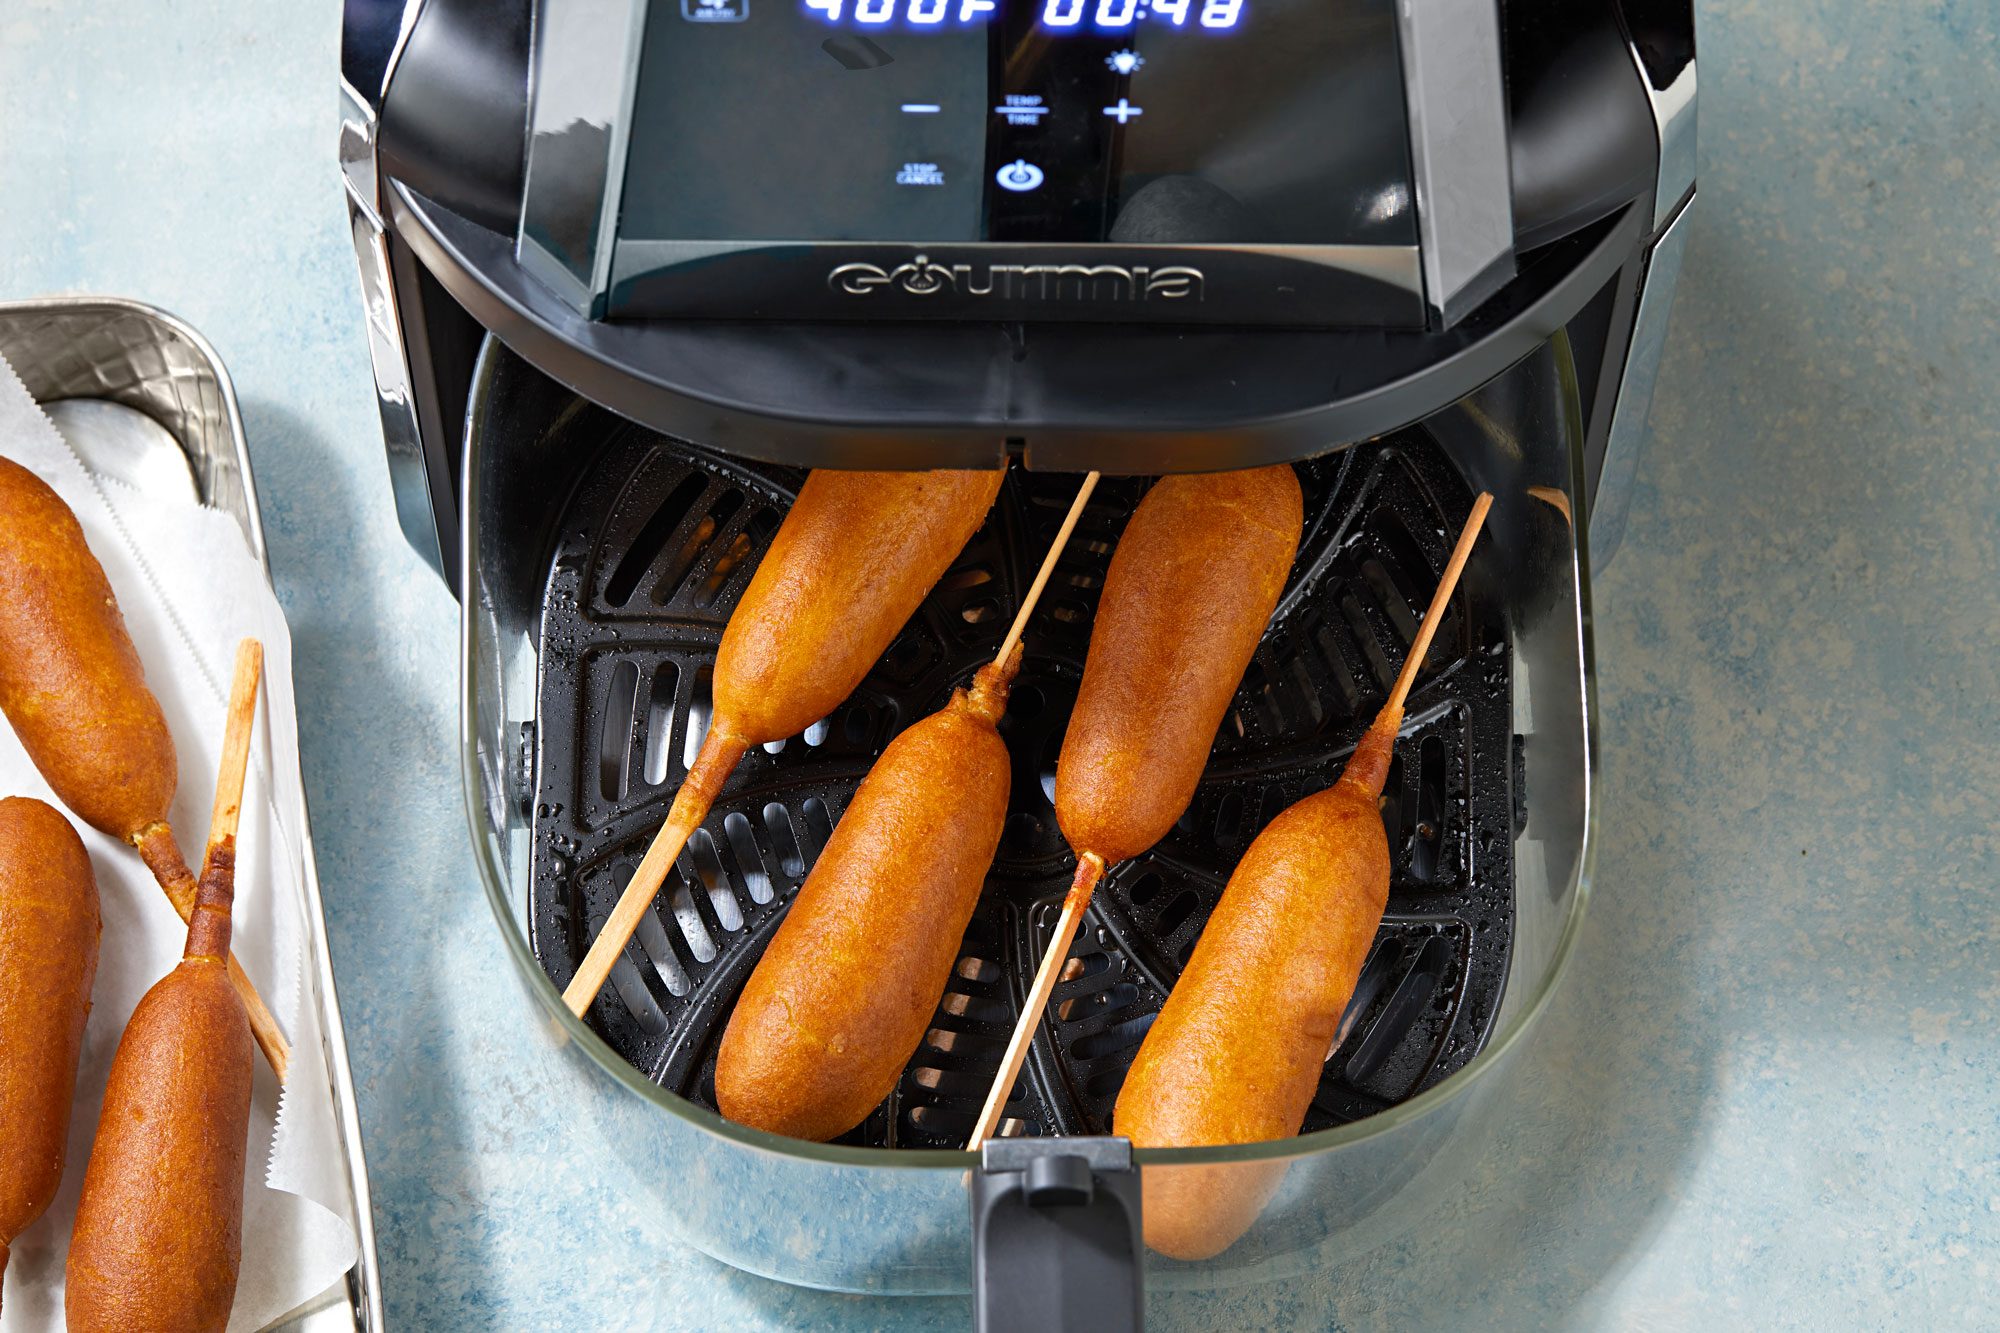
[1590,190,1694,566]
[346,202,446,579]
[338,80,380,222]
[338,0,427,217]
[1628,40,1698,230]
[1396,0,1515,325]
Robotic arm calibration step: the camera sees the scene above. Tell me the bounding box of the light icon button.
[1107,49,1143,74]
[995,159,1045,192]
[1103,98,1144,124]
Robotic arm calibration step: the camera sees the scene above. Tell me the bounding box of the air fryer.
[339,0,1693,1318]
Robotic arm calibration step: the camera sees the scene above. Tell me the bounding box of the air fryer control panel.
[514,0,1513,326]
[619,0,1415,251]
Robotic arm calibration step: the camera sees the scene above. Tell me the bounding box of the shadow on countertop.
[234,398,503,1325]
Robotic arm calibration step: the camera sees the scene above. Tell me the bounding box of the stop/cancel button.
[995,159,1044,192]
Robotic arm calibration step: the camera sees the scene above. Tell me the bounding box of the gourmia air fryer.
[340,0,1693,1321]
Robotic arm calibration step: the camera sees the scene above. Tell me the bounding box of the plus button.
[1102,98,1144,125]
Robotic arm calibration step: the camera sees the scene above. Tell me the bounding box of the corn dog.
[564,466,1006,1016]
[1056,465,1305,868]
[713,472,1104,1140]
[65,640,264,1333]
[1115,494,1491,1259]
[0,797,100,1311]
[968,465,1303,1147]
[0,456,286,1076]
[716,653,1017,1140]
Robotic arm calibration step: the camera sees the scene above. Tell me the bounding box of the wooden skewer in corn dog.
[716,474,1100,1142]
[0,797,100,1314]
[66,639,264,1333]
[563,467,1007,1018]
[0,457,288,1078]
[968,465,1304,1149]
[1115,493,1492,1260]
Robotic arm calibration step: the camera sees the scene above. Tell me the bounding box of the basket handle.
[971,1136,1145,1332]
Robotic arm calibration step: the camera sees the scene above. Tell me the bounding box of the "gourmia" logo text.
[827,255,1205,303]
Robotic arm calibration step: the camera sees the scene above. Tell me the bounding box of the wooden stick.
[993,473,1100,671]
[1381,492,1492,721]
[188,641,260,962]
[959,477,1102,1149]
[563,730,749,1017]
[967,852,1104,1150]
[194,639,289,1080]
[206,640,263,864]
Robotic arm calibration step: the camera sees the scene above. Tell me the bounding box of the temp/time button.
[996,94,1050,127]
[995,159,1045,192]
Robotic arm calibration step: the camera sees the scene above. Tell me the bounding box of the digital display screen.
[616,0,1414,249]
[800,0,1247,33]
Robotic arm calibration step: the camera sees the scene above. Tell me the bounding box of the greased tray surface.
[0,297,384,1333]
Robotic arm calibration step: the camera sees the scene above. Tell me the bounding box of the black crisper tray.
[528,434,1515,1147]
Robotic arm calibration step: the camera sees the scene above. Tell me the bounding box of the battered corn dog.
[0,797,99,1311]
[0,457,286,1076]
[1115,494,1492,1259]
[968,465,1303,1148]
[565,466,1007,1016]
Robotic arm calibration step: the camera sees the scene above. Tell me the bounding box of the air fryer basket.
[461,331,1596,1294]
[530,426,1517,1144]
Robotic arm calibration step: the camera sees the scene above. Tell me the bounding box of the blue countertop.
[5,2,1997,1327]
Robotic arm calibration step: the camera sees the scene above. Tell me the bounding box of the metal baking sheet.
[0,297,385,1333]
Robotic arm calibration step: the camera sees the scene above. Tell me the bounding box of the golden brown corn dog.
[1057,464,1304,869]
[715,653,1017,1141]
[1114,723,1395,1260]
[65,843,253,1332]
[1113,493,1491,1260]
[715,468,1008,747]
[965,465,1304,1149]
[0,457,286,1077]
[0,457,179,840]
[67,637,265,1333]
[564,466,1006,1016]
[0,797,100,1310]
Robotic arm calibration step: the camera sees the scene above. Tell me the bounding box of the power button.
[995,159,1045,192]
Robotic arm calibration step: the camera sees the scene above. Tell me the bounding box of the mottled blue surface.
[4,0,1997,1326]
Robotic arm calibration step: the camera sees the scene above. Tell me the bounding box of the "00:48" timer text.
[804,0,1246,31]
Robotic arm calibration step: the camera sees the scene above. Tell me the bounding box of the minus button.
[901,103,943,114]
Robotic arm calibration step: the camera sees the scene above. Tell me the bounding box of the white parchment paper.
[0,358,358,1331]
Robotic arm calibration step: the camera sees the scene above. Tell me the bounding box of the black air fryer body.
[344,0,1692,588]
[342,0,1692,1318]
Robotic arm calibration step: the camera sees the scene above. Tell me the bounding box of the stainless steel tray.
[0,296,385,1333]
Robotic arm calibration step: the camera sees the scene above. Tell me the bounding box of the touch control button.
[995,159,1045,192]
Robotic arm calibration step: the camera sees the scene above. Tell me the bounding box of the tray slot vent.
[642,662,679,787]
[603,471,708,607]
[597,659,639,802]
